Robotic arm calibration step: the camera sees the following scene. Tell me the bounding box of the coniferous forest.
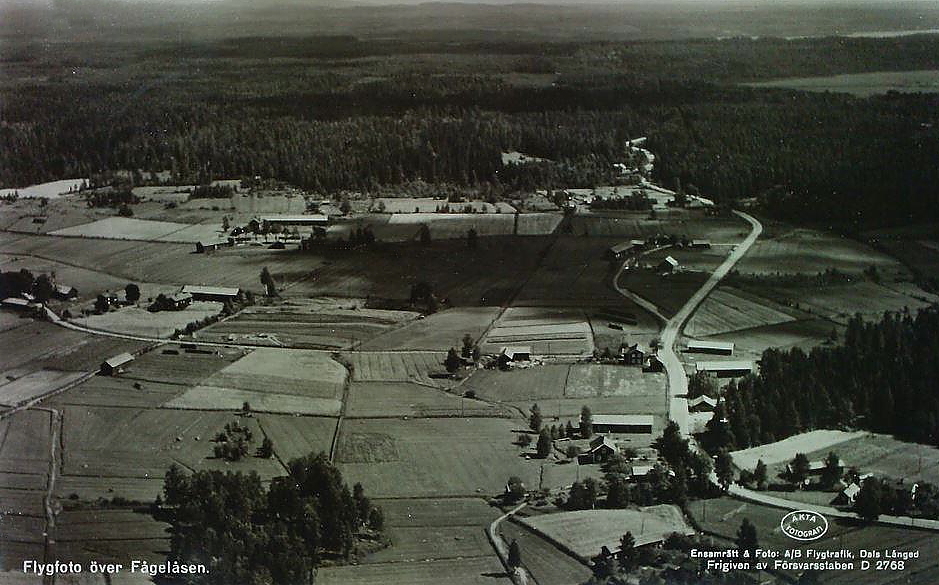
[3,33,939,228]
[718,308,939,450]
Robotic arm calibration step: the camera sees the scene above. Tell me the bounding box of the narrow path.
[487,501,532,585]
[38,406,61,585]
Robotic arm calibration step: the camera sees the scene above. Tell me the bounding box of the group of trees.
[0,268,54,302]
[159,453,383,585]
[714,308,939,450]
[852,475,939,522]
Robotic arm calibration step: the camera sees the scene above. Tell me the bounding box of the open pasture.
[363,525,493,565]
[56,509,170,543]
[0,369,88,406]
[685,286,801,338]
[0,178,87,199]
[499,521,591,585]
[588,300,661,355]
[0,489,44,517]
[565,364,665,399]
[569,214,745,242]
[289,237,550,305]
[766,432,939,487]
[346,382,508,418]
[705,318,840,361]
[514,237,623,306]
[375,197,515,214]
[51,217,222,244]
[618,268,709,317]
[166,386,342,415]
[54,475,165,504]
[479,306,594,356]
[462,365,571,402]
[336,417,542,497]
[51,376,186,409]
[360,306,500,351]
[730,430,866,471]
[61,406,286,481]
[317,556,509,585]
[788,282,933,322]
[737,225,907,278]
[200,348,347,398]
[745,69,939,97]
[388,213,515,239]
[200,302,414,349]
[376,497,496,528]
[345,351,449,386]
[74,302,222,338]
[518,505,692,559]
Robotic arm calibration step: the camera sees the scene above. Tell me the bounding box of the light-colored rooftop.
[104,352,134,368]
[687,340,735,351]
[695,360,754,372]
[590,414,655,427]
[181,285,240,297]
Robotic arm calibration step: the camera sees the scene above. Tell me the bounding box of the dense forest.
[159,453,383,585]
[709,308,939,451]
[3,34,939,227]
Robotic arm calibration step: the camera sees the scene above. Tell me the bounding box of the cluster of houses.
[2,280,78,316]
[195,215,330,253]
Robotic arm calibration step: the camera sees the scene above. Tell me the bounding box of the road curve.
[614,211,763,436]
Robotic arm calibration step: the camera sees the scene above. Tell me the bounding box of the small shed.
[53,284,78,300]
[579,436,619,464]
[657,256,679,273]
[499,346,532,367]
[644,355,664,373]
[688,395,718,413]
[169,292,193,310]
[686,340,734,356]
[100,352,134,376]
[181,285,240,302]
[607,242,633,260]
[691,240,712,249]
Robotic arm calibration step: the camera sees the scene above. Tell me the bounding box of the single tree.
[507,539,522,568]
[461,333,474,358]
[789,453,810,486]
[94,294,110,313]
[529,403,543,432]
[466,227,478,249]
[506,476,526,502]
[258,437,274,459]
[33,274,54,302]
[736,518,758,558]
[617,532,636,571]
[715,450,735,491]
[260,267,276,296]
[125,283,141,303]
[753,459,768,491]
[419,224,431,245]
[536,429,552,458]
[444,348,462,373]
[368,506,384,530]
[222,216,230,231]
[517,433,533,447]
[820,451,842,489]
[855,477,884,522]
[580,405,593,439]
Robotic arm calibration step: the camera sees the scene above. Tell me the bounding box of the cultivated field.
[336,417,542,497]
[478,307,595,356]
[0,321,149,374]
[345,382,508,418]
[618,268,709,317]
[569,214,745,242]
[705,318,841,361]
[0,409,50,480]
[165,348,347,415]
[48,376,187,409]
[360,306,500,351]
[253,413,337,462]
[121,346,241,386]
[514,237,624,306]
[51,217,222,244]
[518,505,693,558]
[344,351,449,386]
[462,365,571,402]
[685,286,801,337]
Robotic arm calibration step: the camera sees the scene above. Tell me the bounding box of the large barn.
[588,414,654,435]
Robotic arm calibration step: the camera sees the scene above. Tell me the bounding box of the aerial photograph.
[1,0,939,583]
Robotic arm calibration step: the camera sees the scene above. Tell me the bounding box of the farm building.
[589,414,654,435]
[195,240,232,253]
[685,340,734,356]
[695,361,753,378]
[688,395,718,413]
[691,240,712,249]
[630,465,654,481]
[578,436,619,464]
[181,285,240,302]
[2,297,43,314]
[499,346,532,367]
[53,284,78,300]
[833,483,861,506]
[607,242,633,260]
[100,352,134,376]
[657,256,679,273]
[168,292,193,310]
[621,344,645,366]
